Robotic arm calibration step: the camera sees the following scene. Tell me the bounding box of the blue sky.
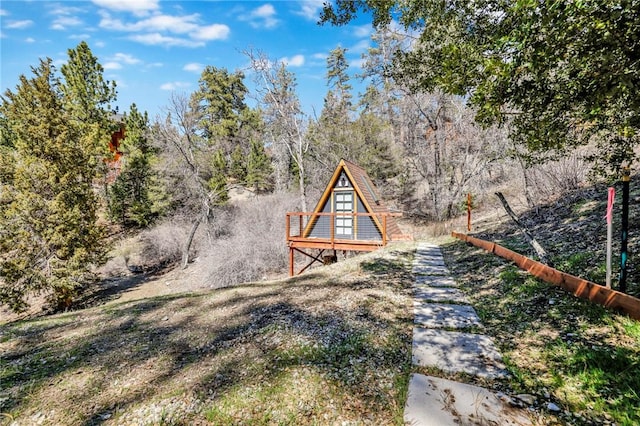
[1,0,376,118]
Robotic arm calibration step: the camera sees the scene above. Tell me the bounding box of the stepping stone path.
[404,242,532,425]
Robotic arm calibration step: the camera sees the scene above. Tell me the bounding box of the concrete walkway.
[404,242,532,425]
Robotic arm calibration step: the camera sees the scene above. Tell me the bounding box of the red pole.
[467,193,472,232]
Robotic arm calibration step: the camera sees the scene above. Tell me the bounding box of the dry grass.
[0,243,415,425]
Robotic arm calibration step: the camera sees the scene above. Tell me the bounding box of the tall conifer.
[0,42,115,311]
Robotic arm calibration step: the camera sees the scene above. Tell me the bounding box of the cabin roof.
[309,159,403,239]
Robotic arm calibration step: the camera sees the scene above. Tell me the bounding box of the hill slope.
[2,177,639,425]
[0,244,415,425]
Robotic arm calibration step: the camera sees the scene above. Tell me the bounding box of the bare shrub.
[523,152,589,203]
[202,192,299,287]
[136,219,192,269]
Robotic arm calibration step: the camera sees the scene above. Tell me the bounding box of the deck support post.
[289,247,294,276]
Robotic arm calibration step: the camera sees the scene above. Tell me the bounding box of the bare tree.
[399,91,507,220]
[153,92,224,268]
[244,49,310,211]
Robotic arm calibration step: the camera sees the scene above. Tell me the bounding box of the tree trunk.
[298,162,307,212]
[182,215,202,269]
[495,192,552,266]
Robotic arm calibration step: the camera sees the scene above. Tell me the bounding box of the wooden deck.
[286,212,410,275]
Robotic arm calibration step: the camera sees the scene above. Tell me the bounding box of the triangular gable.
[303,159,403,239]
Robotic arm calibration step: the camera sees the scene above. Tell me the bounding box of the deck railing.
[286,212,403,247]
[286,211,408,276]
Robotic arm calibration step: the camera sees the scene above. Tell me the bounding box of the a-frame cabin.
[286,159,412,275]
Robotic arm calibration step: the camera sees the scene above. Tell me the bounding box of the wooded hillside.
[2,0,639,313]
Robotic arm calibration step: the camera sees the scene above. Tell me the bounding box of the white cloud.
[253,4,275,18]
[51,16,83,30]
[191,24,230,40]
[101,53,140,70]
[6,20,33,29]
[350,58,366,69]
[100,12,200,33]
[252,4,279,28]
[129,32,204,48]
[49,4,85,16]
[240,4,279,29]
[281,54,305,67]
[350,39,370,53]
[112,53,141,64]
[47,3,85,30]
[295,0,325,21]
[103,61,122,70]
[91,0,159,16]
[70,34,91,40]
[98,11,229,45]
[160,81,191,91]
[0,9,8,16]
[52,58,66,68]
[25,37,35,43]
[353,24,372,38]
[309,52,327,67]
[183,63,203,73]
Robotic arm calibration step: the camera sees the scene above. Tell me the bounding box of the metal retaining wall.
[452,232,640,321]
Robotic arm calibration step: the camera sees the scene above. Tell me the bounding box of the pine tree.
[192,66,250,155]
[246,138,273,192]
[0,115,15,183]
[208,149,229,205]
[229,145,247,182]
[309,46,357,167]
[0,56,108,311]
[108,104,158,227]
[60,41,117,182]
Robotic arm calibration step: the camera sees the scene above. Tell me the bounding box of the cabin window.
[336,172,352,188]
[334,191,354,238]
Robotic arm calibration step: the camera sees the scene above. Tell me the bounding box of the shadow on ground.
[0,245,415,425]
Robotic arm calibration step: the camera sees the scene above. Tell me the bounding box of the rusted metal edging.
[451,232,640,321]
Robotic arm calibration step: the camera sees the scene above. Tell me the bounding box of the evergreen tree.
[229,144,247,182]
[309,46,360,171]
[108,104,158,227]
[60,41,117,123]
[326,46,353,113]
[246,138,273,192]
[0,115,15,184]
[191,66,265,188]
[191,66,250,154]
[60,41,117,181]
[208,149,229,205]
[0,56,108,311]
[352,113,398,182]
